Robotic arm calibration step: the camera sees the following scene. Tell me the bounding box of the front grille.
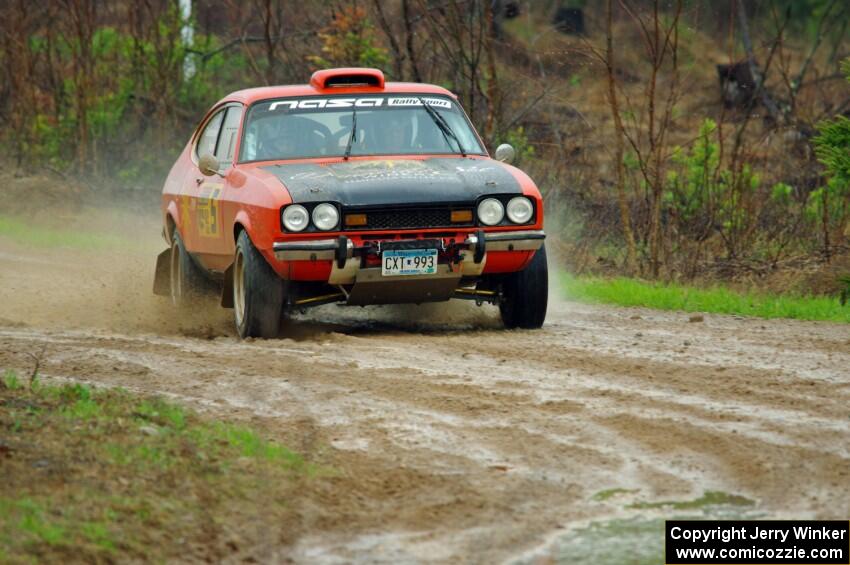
[344,207,473,231]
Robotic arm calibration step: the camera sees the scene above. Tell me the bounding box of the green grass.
[548,491,761,564]
[0,373,311,562]
[562,273,850,323]
[627,490,754,510]
[592,488,639,502]
[2,370,22,390]
[0,215,141,251]
[135,397,187,430]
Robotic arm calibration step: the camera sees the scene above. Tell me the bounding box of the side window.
[196,110,225,158]
[216,106,243,163]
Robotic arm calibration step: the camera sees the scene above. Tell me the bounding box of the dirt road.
[1,226,849,563]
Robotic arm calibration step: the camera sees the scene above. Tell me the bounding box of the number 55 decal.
[197,185,222,237]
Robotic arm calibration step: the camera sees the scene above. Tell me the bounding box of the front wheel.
[233,230,285,338]
[499,244,548,329]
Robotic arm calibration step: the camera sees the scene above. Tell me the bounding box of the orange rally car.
[153,68,547,337]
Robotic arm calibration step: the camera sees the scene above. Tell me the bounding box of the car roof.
[224,81,455,106]
[220,68,454,106]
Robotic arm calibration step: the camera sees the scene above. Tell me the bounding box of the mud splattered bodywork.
[262,158,523,206]
[156,67,547,336]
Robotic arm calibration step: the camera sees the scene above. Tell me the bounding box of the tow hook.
[473,229,485,264]
[335,235,349,269]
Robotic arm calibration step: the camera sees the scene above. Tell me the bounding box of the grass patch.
[2,370,22,391]
[628,490,755,511]
[547,493,761,565]
[592,488,639,502]
[0,215,142,251]
[562,273,850,323]
[207,422,303,463]
[548,516,665,565]
[0,373,311,563]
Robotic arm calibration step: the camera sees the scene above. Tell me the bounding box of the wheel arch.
[232,211,254,246]
[233,221,246,243]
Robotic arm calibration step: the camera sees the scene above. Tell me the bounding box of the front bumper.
[272,229,545,305]
[272,229,545,262]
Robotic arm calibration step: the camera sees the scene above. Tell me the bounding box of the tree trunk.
[483,0,499,142]
[262,0,277,85]
[401,0,422,82]
[736,0,782,122]
[372,0,404,80]
[605,0,638,275]
[822,181,831,262]
[66,0,96,174]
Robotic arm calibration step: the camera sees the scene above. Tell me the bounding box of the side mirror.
[494,143,516,164]
[198,153,222,177]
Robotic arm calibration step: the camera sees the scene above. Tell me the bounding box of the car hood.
[261,158,522,207]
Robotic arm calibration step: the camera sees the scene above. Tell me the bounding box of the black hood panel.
[262,158,521,207]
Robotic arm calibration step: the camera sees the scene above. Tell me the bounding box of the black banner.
[666,520,849,564]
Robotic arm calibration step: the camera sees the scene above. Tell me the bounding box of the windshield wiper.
[343,103,357,160]
[417,97,466,157]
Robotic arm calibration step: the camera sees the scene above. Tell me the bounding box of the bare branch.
[372,0,405,79]
[606,0,638,274]
[736,0,782,122]
[792,0,839,96]
[25,345,47,390]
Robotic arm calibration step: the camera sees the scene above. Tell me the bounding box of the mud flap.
[221,264,234,308]
[153,248,171,296]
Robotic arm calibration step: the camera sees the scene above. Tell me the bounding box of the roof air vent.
[310,68,385,90]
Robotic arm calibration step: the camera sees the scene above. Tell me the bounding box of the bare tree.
[61,0,96,173]
[257,0,285,85]
[401,0,422,82]
[615,0,683,277]
[418,0,495,140]
[736,0,782,122]
[605,0,638,275]
[1,1,37,170]
[372,0,405,79]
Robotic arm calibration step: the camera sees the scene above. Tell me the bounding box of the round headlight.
[282,204,309,232]
[312,203,339,231]
[506,196,533,224]
[477,198,505,226]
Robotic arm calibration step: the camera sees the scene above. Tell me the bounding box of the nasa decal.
[268,97,452,111]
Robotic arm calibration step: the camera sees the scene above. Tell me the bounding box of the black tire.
[233,230,285,338]
[499,244,548,329]
[170,231,211,308]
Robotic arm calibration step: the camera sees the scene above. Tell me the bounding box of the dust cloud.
[0,195,505,337]
[0,179,233,337]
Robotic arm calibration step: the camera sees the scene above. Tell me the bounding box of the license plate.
[381,249,438,276]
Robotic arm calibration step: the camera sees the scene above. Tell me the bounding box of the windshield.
[238,94,485,162]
